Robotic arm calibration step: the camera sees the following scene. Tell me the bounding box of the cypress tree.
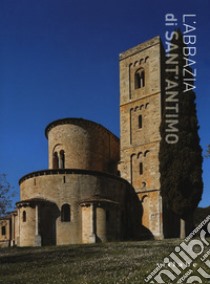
[206,145,210,157]
[159,30,203,237]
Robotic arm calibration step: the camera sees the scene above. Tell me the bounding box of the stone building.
[119,36,165,239]
[0,36,177,247]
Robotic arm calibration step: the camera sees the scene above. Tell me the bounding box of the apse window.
[106,210,110,223]
[59,150,65,169]
[53,152,59,169]
[23,211,26,222]
[61,204,71,222]
[1,226,6,236]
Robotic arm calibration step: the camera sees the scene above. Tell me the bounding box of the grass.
[0,239,210,283]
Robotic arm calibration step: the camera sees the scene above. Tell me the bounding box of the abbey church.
[0,36,179,247]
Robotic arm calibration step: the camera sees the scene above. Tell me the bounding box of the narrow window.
[60,150,65,169]
[135,72,141,89]
[1,226,6,236]
[138,115,142,129]
[23,211,26,222]
[135,68,145,89]
[141,70,145,87]
[53,152,59,169]
[139,162,143,175]
[106,210,110,223]
[142,181,146,188]
[61,204,71,222]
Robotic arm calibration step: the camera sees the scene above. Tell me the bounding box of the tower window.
[138,115,142,129]
[61,204,71,222]
[1,226,6,236]
[135,68,145,89]
[23,211,26,222]
[139,162,143,175]
[142,182,146,188]
[53,152,59,169]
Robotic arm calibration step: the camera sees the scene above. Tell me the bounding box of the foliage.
[0,173,13,216]
[205,145,210,158]
[159,30,203,219]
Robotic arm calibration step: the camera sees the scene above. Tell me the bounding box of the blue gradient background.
[0,0,209,207]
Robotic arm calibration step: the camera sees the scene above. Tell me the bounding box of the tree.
[0,174,13,216]
[205,145,210,158]
[159,30,203,238]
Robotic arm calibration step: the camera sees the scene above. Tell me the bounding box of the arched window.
[1,226,6,236]
[135,68,145,89]
[23,211,26,222]
[142,194,148,202]
[61,204,71,222]
[139,162,143,175]
[106,210,110,223]
[142,181,146,188]
[144,150,150,157]
[138,115,142,129]
[53,152,59,169]
[59,150,65,169]
[145,103,149,109]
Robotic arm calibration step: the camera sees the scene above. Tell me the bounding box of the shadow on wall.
[39,203,60,246]
[123,184,154,241]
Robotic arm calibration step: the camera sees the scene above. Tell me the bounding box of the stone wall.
[0,219,10,247]
[18,206,36,247]
[0,212,18,247]
[46,118,119,174]
[18,170,137,246]
[3,37,172,247]
[119,36,164,239]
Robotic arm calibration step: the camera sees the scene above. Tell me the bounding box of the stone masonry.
[119,36,165,239]
[0,36,179,247]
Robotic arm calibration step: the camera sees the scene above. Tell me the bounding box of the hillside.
[0,239,210,283]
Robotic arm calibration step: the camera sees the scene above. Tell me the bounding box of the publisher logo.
[144,216,210,283]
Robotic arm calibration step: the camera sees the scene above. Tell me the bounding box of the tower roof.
[119,36,161,60]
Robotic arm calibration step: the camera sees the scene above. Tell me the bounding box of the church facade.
[0,36,175,247]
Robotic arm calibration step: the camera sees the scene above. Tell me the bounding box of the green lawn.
[0,239,209,283]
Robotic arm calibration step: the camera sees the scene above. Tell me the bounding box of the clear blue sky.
[0,0,209,208]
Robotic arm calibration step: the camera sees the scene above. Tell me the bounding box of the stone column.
[10,214,15,246]
[35,205,39,235]
[158,194,164,239]
[89,203,96,243]
[17,208,21,246]
[35,205,42,246]
[96,206,107,242]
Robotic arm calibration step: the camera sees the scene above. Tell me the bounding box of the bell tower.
[119,36,165,239]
